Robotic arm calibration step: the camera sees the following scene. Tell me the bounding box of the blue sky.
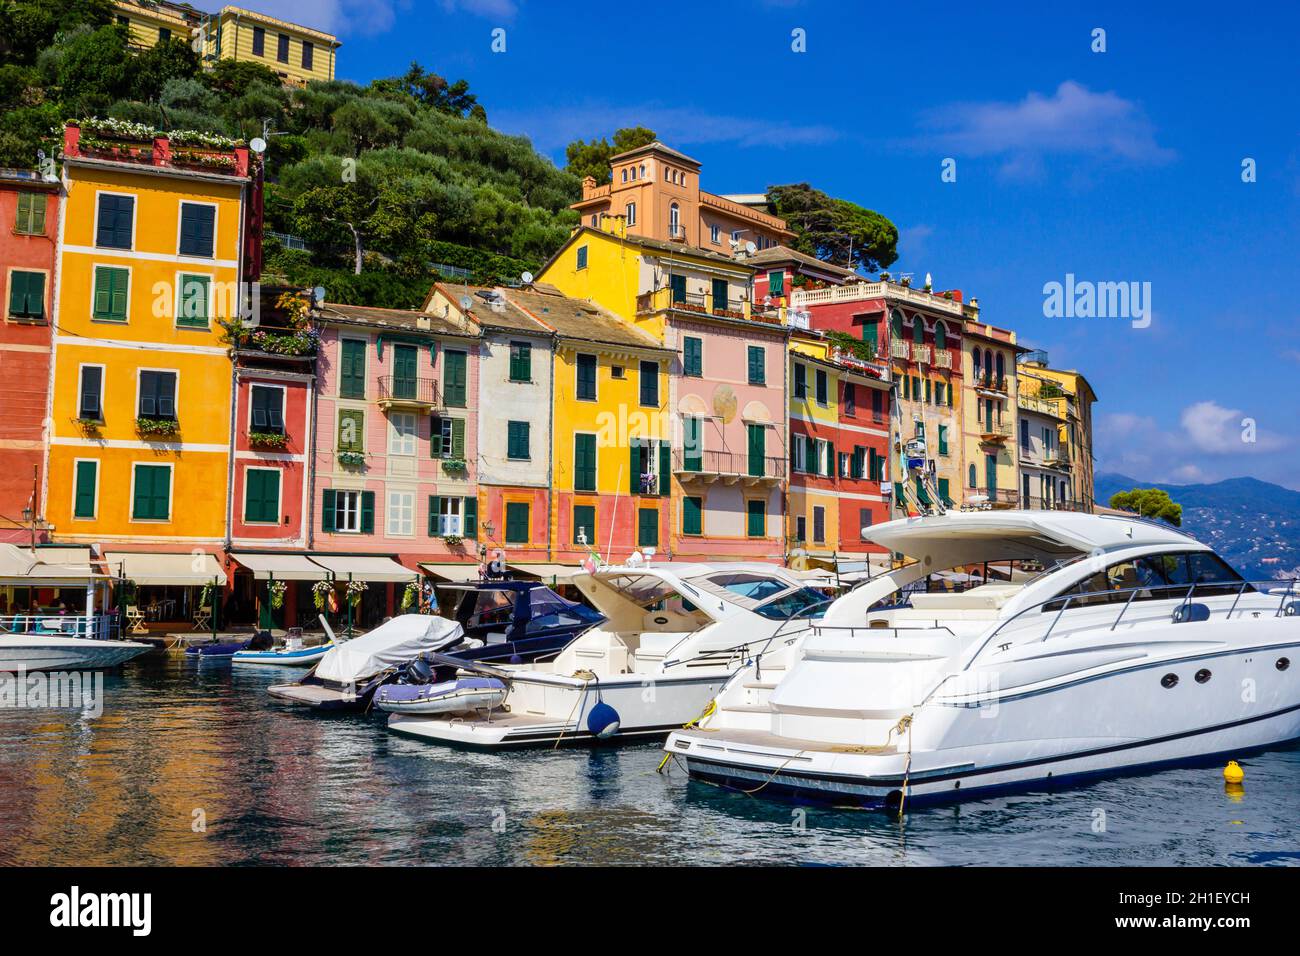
[260,0,1300,489]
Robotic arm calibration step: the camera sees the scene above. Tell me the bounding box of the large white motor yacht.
[665,511,1300,807]
[387,562,829,748]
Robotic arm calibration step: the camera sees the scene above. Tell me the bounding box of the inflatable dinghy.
[374,677,508,715]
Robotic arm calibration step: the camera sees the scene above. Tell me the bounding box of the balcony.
[63,123,252,178]
[636,288,784,326]
[979,421,1013,444]
[890,340,912,360]
[932,349,953,369]
[912,344,932,365]
[668,225,686,241]
[967,488,1021,510]
[1017,393,1062,417]
[789,279,966,317]
[674,449,786,484]
[377,376,439,411]
[973,374,1008,394]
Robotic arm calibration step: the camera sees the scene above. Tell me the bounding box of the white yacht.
[665,511,1300,808]
[386,562,828,748]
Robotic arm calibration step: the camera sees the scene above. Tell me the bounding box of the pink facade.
[230,365,313,544]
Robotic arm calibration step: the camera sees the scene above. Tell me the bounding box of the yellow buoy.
[1223,761,1244,784]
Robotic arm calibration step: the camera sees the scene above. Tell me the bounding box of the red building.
[0,169,60,543]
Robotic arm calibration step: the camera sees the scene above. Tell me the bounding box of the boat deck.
[267,683,353,706]
[673,727,900,756]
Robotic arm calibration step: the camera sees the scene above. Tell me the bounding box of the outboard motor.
[405,656,435,684]
[248,630,274,651]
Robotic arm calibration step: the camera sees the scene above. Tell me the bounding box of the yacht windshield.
[753,587,831,620]
[706,572,790,602]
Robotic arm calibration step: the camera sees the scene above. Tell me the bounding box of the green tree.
[0,0,113,65]
[369,62,482,119]
[1109,488,1182,526]
[769,182,899,273]
[564,125,657,184]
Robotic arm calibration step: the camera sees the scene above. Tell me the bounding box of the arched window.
[969,464,977,488]
[912,315,924,344]
[890,309,904,339]
[669,203,681,238]
[995,352,1005,384]
[934,321,946,351]
[972,347,982,378]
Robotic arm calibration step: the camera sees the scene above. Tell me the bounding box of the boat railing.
[967,578,1297,668]
[661,596,835,674]
[0,613,122,641]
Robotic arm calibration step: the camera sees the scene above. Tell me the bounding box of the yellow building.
[44,124,253,559]
[1017,351,1098,511]
[111,2,339,86]
[959,322,1020,509]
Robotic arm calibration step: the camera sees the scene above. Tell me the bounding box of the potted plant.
[441,533,464,548]
[269,581,287,610]
[250,431,288,449]
[136,417,180,438]
[312,580,333,611]
[74,417,102,436]
[338,451,365,467]
[346,580,368,608]
[441,458,468,475]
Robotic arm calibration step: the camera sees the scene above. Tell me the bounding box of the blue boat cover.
[380,677,505,702]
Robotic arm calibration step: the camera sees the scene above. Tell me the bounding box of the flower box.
[250,431,288,449]
[338,451,366,467]
[136,417,180,438]
[441,458,468,474]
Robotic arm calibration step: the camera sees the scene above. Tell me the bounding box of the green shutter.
[574,434,596,492]
[322,489,336,532]
[392,344,418,398]
[132,465,170,520]
[505,501,529,543]
[573,504,595,544]
[360,491,375,534]
[938,425,948,456]
[747,346,765,385]
[711,278,728,312]
[682,496,702,536]
[576,354,597,399]
[683,337,702,377]
[747,424,765,477]
[637,507,658,547]
[659,440,670,495]
[179,203,215,257]
[92,266,129,321]
[640,361,658,407]
[244,469,279,523]
[769,270,784,296]
[338,409,364,452]
[507,421,529,459]
[938,478,951,506]
[176,274,210,327]
[863,319,878,353]
[683,417,701,471]
[443,350,467,406]
[463,496,477,538]
[450,418,465,458]
[746,499,765,537]
[73,461,97,518]
[509,342,531,381]
[340,340,366,398]
[8,271,44,319]
[17,192,46,235]
[428,495,440,536]
[794,363,806,398]
[669,274,686,303]
[430,416,443,457]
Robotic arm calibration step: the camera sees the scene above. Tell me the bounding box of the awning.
[104,551,227,586]
[231,552,326,581]
[420,562,484,583]
[507,563,581,582]
[0,544,107,585]
[31,546,94,565]
[308,554,416,583]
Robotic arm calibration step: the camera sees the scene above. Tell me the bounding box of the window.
[576,245,588,269]
[747,423,766,477]
[505,501,530,543]
[682,336,703,377]
[669,273,686,304]
[794,362,807,399]
[91,265,130,322]
[712,277,728,312]
[625,202,636,226]
[337,408,364,452]
[938,478,951,505]
[682,416,702,471]
[1044,551,1251,612]
[158,27,170,43]
[387,490,415,535]
[861,314,878,354]
[244,468,281,523]
[934,322,947,351]
[138,370,177,420]
[573,504,596,544]
[815,368,828,405]
[938,424,949,456]
[968,463,977,488]
[277,33,289,63]
[912,315,924,344]
[14,192,46,235]
[669,203,681,237]
[768,270,785,296]
[339,339,366,398]
[323,489,373,533]
[812,505,825,544]
[96,194,134,249]
[574,433,597,491]
[302,40,314,70]
[746,499,766,537]
[507,420,530,460]
[859,508,873,537]
[576,353,597,400]
[388,412,417,456]
[710,224,720,244]
[442,350,467,406]
[7,270,45,320]
[844,382,856,416]
[1020,419,1030,449]
[252,26,265,56]
[430,416,464,459]
[747,346,765,385]
[924,379,932,404]
[683,496,703,536]
[795,515,807,543]
[630,438,667,496]
[178,203,215,257]
[250,385,285,434]
[176,273,210,327]
[637,507,659,547]
[430,496,475,537]
[73,461,98,519]
[132,464,171,521]
[639,360,659,407]
[508,340,532,381]
[611,365,624,379]
[78,366,103,420]
[621,169,628,183]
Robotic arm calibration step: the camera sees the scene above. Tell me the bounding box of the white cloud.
[440,0,519,17]
[1181,400,1287,454]
[250,0,403,37]
[914,81,1175,172]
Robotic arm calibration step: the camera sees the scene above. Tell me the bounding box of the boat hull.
[233,644,333,667]
[0,636,152,672]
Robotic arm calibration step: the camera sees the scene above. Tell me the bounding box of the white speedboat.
[0,632,151,671]
[386,562,829,748]
[666,511,1300,808]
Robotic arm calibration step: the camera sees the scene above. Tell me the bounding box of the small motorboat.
[267,614,466,710]
[185,630,274,662]
[442,580,605,665]
[375,676,508,715]
[233,642,334,667]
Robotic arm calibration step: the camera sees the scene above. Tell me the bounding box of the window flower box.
[250,431,288,449]
[338,451,366,467]
[441,534,464,548]
[441,458,468,475]
[136,417,179,438]
[74,417,102,435]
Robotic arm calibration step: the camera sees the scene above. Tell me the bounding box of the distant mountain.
[1095,473,1300,580]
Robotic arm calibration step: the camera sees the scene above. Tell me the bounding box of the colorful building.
[111,2,340,86]
[960,322,1020,509]
[749,244,860,312]
[1017,350,1098,511]
[1016,389,1072,509]
[787,333,892,561]
[44,124,255,622]
[0,168,60,543]
[791,279,968,514]
[537,224,789,561]
[571,142,793,254]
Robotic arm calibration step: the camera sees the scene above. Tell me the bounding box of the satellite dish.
[312,285,326,304]
[745,241,757,255]
[520,271,533,285]
[250,137,267,154]
[459,296,473,310]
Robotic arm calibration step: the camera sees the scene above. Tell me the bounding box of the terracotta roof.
[746,244,860,280]
[427,284,551,335]
[510,286,669,352]
[319,302,475,338]
[609,141,700,167]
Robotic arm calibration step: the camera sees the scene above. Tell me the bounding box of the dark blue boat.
[444,581,604,665]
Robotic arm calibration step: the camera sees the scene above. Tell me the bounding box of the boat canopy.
[314,614,464,684]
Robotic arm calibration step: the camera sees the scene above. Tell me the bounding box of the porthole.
[1278,657,1291,671]
[1161,673,1179,689]
[1195,669,1212,684]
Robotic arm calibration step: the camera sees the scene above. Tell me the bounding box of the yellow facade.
[788,338,841,555]
[45,158,244,544]
[112,0,192,48]
[1019,363,1097,510]
[960,328,1019,509]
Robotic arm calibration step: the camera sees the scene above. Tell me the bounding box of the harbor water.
[1,655,1298,867]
